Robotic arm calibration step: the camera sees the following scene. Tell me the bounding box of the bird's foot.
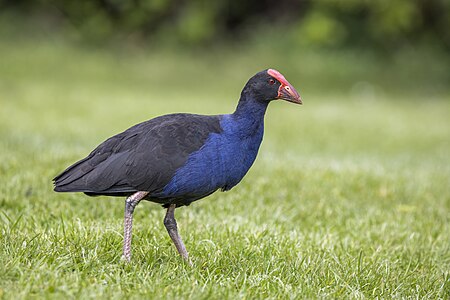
[186,258,193,267]
[120,254,131,263]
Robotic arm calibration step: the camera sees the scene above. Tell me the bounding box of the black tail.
[53,152,137,195]
[53,155,96,192]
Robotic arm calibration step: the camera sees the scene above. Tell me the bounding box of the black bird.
[53,69,301,263]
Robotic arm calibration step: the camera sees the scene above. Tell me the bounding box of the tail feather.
[53,152,137,194]
[53,154,95,191]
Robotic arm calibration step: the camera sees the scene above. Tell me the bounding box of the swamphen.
[53,69,301,263]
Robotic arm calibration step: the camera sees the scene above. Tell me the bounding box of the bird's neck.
[231,94,268,133]
[233,95,269,122]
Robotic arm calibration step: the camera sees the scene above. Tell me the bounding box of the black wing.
[53,113,222,195]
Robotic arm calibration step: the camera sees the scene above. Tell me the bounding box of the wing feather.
[53,113,222,195]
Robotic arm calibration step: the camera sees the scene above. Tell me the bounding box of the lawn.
[0,39,449,299]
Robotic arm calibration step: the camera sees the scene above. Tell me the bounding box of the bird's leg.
[122,191,148,262]
[164,204,191,264]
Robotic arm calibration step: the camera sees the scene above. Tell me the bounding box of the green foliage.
[292,11,347,47]
[1,0,449,49]
[0,39,449,299]
[176,2,218,44]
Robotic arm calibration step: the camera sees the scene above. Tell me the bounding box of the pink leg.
[122,191,148,262]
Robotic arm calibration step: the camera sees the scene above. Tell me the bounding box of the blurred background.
[2,0,450,50]
[1,0,449,99]
[0,0,449,159]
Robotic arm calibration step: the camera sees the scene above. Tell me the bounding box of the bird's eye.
[268,79,275,85]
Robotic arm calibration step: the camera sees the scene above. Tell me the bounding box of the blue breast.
[158,114,264,202]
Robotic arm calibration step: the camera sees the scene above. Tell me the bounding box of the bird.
[53,69,301,263]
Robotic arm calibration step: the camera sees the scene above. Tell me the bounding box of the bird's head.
[243,69,302,105]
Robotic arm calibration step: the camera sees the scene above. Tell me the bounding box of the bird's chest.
[160,122,264,198]
[210,131,263,189]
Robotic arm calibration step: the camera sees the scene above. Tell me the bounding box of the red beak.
[267,69,302,104]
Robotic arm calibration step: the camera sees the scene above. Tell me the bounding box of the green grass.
[0,39,449,299]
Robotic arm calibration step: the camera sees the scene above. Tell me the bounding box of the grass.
[0,38,449,299]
